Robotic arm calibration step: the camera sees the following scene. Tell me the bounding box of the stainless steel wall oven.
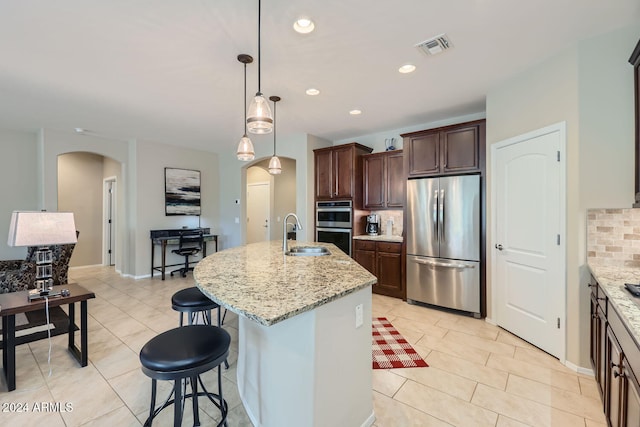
[315,201,352,256]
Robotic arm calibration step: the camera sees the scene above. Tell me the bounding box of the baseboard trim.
[565,360,594,377]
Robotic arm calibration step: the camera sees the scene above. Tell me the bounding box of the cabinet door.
[315,150,334,199]
[364,155,385,209]
[607,327,624,427]
[590,294,600,381]
[354,249,376,275]
[442,125,479,173]
[407,132,440,177]
[622,361,640,427]
[376,243,403,299]
[386,152,404,207]
[334,146,355,199]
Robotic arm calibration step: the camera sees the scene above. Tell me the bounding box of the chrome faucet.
[283,213,303,254]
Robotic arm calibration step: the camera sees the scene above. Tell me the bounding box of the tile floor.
[0,266,605,426]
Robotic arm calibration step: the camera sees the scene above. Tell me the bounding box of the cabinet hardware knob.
[613,369,624,378]
[587,283,594,287]
[495,244,503,251]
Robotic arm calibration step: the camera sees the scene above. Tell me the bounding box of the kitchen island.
[194,240,377,427]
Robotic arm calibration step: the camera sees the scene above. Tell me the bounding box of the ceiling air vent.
[415,33,452,56]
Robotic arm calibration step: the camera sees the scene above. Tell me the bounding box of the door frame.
[490,121,567,362]
[103,176,117,266]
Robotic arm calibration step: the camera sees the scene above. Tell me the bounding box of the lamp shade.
[246,94,273,134]
[7,211,77,247]
[268,156,282,175]
[236,135,255,161]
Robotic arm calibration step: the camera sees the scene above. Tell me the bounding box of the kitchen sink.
[285,246,331,256]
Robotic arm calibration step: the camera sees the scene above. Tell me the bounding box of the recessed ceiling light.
[306,88,320,96]
[74,128,86,134]
[349,109,362,115]
[293,17,315,34]
[398,64,416,74]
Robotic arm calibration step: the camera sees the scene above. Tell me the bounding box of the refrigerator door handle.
[439,189,445,242]
[410,258,476,269]
[432,189,439,238]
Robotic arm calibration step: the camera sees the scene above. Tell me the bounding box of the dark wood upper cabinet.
[630,38,640,205]
[402,120,485,178]
[363,150,404,209]
[314,143,373,204]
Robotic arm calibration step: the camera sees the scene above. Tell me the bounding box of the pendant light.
[236,54,255,161]
[246,0,273,134]
[268,95,282,175]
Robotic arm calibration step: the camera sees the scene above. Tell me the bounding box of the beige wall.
[486,25,637,368]
[58,152,104,266]
[0,129,39,260]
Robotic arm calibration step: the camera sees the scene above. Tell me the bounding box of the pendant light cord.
[273,100,276,155]
[257,0,262,94]
[243,62,248,136]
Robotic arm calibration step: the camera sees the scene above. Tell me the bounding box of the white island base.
[237,286,375,427]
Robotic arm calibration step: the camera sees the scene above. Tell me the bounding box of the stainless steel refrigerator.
[406,175,480,316]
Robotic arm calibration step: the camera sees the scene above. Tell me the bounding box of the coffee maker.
[366,214,380,236]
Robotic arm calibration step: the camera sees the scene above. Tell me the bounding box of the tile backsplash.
[371,210,403,236]
[587,208,640,267]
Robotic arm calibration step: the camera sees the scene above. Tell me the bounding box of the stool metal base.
[143,371,228,427]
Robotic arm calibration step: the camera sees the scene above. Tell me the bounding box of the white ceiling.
[0,0,638,153]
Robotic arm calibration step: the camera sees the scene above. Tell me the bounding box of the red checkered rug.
[372,317,428,369]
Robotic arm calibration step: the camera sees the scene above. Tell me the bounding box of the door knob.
[495,244,503,251]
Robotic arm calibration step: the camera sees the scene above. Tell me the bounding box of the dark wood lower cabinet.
[353,239,404,299]
[590,275,640,427]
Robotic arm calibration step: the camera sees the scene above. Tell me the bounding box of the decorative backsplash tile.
[371,210,403,236]
[587,208,640,267]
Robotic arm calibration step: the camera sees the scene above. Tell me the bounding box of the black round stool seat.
[171,287,219,311]
[140,325,230,376]
[140,325,231,427]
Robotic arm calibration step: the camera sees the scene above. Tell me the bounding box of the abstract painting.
[165,168,201,215]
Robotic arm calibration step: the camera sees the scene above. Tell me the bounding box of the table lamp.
[7,211,77,300]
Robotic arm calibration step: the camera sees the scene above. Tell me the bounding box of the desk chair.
[170,230,203,278]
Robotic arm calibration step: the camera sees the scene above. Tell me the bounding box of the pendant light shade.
[236,54,255,161]
[268,95,281,175]
[247,0,273,134]
[268,155,282,174]
[237,136,255,161]
[247,94,273,134]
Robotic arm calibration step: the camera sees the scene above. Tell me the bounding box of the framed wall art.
[164,167,201,216]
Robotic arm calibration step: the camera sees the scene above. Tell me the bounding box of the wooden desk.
[150,233,218,280]
[0,283,95,391]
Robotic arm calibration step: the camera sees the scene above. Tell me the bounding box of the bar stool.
[172,287,229,369]
[171,287,223,327]
[139,325,230,427]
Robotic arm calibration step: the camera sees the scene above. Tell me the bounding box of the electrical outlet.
[355,304,363,328]
[234,217,239,224]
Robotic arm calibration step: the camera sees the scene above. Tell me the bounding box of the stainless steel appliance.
[315,201,352,256]
[366,214,379,235]
[406,175,480,316]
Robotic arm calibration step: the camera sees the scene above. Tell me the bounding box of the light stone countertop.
[588,263,640,346]
[353,234,403,243]
[194,240,377,326]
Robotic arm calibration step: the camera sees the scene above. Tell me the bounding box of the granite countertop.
[194,240,376,327]
[588,263,640,345]
[353,234,403,243]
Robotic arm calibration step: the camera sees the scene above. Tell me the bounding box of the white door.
[492,123,565,359]
[247,182,270,243]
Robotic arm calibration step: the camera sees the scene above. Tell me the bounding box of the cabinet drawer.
[354,240,376,251]
[377,242,401,253]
